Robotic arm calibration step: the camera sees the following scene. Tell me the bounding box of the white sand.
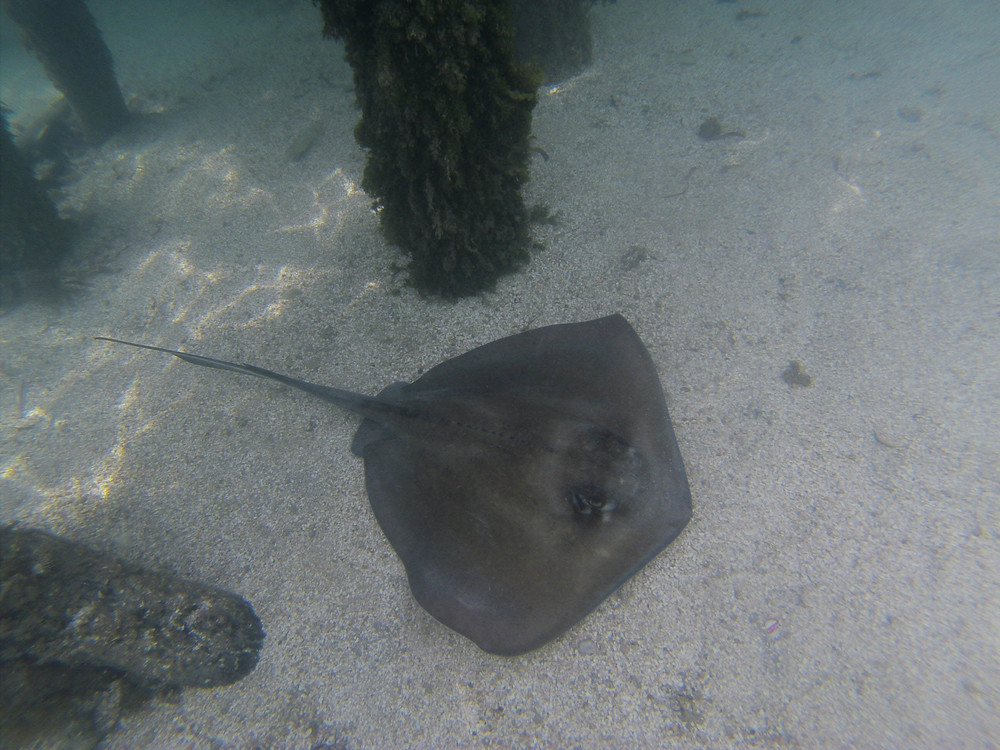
[1,0,997,746]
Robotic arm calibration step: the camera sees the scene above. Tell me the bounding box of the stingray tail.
[94,336,372,414]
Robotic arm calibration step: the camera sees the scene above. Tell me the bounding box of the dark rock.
[0,525,264,688]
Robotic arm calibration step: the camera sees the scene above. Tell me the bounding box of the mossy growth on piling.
[315,0,541,298]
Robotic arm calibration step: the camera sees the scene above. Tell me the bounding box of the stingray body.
[97,315,691,655]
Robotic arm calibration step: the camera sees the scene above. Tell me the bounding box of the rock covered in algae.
[0,657,145,750]
[0,525,264,688]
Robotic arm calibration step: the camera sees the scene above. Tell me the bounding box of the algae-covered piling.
[315,0,540,297]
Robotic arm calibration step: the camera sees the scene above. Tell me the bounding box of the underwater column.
[2,0,129,143]
[0,111,67,274]
[315,0,540,298]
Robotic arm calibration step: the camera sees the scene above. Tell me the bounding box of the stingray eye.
[568,483,615,516]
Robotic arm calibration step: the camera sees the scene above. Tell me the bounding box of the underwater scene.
[1,0,997,747]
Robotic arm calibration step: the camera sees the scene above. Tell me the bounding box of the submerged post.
[0,112,68,275]
[2,0,129,143]
[510,0,596,84]
[314,0,540,298]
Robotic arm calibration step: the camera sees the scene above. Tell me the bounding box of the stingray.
[96,315,691,655]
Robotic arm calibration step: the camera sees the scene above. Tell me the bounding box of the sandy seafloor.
[1,0,998,747]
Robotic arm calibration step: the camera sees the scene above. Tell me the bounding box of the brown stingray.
[96,315,691,655]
